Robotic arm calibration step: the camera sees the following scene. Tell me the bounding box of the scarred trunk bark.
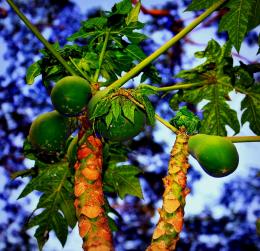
[146,129,190,251]
[74,131,114,251]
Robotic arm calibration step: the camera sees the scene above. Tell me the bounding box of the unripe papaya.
[51,76,92,116]
[188,134,239,177]
[95,108,146,142]
[29,110,74,162]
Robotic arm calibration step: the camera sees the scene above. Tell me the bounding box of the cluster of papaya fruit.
[28,75,239,177]
[28,76,146,163]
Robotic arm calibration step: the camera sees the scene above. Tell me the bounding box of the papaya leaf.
[123,31,148,44]
[104,164,143,199]
[240,84,260,135]
[19,162,76,249]
[89,98,111,120]
[113,0,132,15]
[82,17,108,30]
[105,110,114,128]
[247,0,260,30]
[133,92,155,126]
[172,40,240,136]
[125,1,141,25]
[200,98,240,136]
[122,99,136,123]
[111,98,122,120]
[67,30,103,42]
[26,61,42,85]
[218,0,254,52]
[170,106,201,135]
[185,0,218,11]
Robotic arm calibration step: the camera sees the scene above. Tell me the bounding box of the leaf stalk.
[6,0,77,76]
[226,136,260,143]
[93,29,111,82]
[106,0,226,92]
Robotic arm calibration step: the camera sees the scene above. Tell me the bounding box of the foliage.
[170,106,201,134]
[187,0,260,52]
[170,39,260,136]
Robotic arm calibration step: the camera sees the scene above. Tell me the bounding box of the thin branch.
[6,0,77,76]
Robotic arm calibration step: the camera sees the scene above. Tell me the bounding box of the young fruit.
[95,108,146,142]
[51,76,92,116]
[29,110,74,161]
[188,134,239,177]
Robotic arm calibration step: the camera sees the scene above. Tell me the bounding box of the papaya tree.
[4,0,260,250]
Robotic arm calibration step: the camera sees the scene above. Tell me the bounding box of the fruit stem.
[93,29,111,83]
[6,0,77,77]
[226,136,260,143]
[105,0,226,92]
[139,81,212,93]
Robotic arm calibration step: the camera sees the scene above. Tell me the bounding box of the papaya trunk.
[74,131,114,251]
[146,129,190,251]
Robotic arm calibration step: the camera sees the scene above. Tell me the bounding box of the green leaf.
[218,0,253,52]
[170,106,201,134]
[173,40,240,136]
[185,0,218,11]
[111,98,122,120]
[125,1,141,25]
[19,162,76,249]
[126,44,146,60]
[104,164,143,199]
[105,111,114,127]
[114,0,132,14]
[89,98,111,120]
[122,99,136,123]
[247,0,260,30]
[82,17,108,29]
[241,84,260,135]
[67,30,103,42]
[133,92,155,126]
[51,211,68,247]
[124,31,148,44]
[200,98,240,136]
[26,61,41,85]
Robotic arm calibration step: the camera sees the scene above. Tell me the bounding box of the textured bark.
[146,129,190,251]
[74,132,114,251]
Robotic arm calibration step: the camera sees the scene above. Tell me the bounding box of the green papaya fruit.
[188,134,239,177]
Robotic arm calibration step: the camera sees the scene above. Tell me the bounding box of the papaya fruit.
[188,134,239,177]
[28,110,74,161]
[51,76,92,116]
[95,107,146,142]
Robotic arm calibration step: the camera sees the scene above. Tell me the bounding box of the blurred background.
[0,0,259,250]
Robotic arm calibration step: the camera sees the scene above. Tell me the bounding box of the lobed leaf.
[104,164,143,199]
[240,84,260,135]
[172,40,240,136]
[218,0,254,52]
[19,162,76,249]
[113,0,132,15]
[185,0,218,11]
